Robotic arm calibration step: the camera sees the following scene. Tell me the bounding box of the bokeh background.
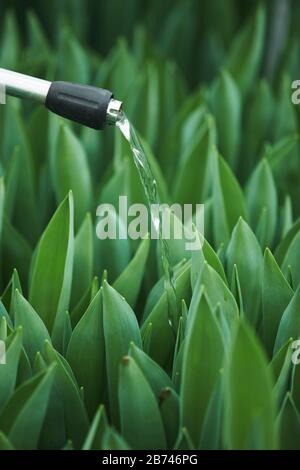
[0,0,300,288]
[1,0,300,451]
[1,0,299,86]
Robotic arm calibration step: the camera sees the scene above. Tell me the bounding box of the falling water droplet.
[116,111,178,331]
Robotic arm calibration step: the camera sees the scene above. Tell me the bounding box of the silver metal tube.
[106,98,123,125]
[0,68,51,104]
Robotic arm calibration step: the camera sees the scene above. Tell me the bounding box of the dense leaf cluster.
[1,2,300,450]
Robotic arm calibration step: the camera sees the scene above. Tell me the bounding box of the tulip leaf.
[102,280,141,425]
[113,235,150,307]
[82,405,108,450]
[226,218,263,326]
[210,70,241,168]
[262,249,293,356]
[225,6,265,95]
[212,151,247,246]
[0,327,22,411]
[224,321,277,449]
[274,285,300,354]
[277,394,300,450]
[71,212,93,308]
[29,193,74,333]
[118,356,166,449]
[129,343,173,398]
[181,288,224,447]
[67,290,105,417]
[0,366,55,450]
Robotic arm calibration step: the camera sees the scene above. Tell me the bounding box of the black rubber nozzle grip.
[45,81,113,130]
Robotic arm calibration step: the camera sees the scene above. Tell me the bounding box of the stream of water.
[116,111,178,330]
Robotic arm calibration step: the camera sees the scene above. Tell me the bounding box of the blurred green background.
[1,1,300,451]
[0,0,300,289]
[1,0,299,87]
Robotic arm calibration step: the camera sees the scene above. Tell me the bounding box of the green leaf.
[0,12,19,68]
[174,427,194,450]
[102,280,141,425]
[274,285,300,354]
[226,218,263,326]
[101,428,131,450]
[67,290,105,417]
[29,192,74,333]
[291,351,300,414]
[27,106,49,172]
[270,339,293,383]
[280,195,293,239]
[0,432,14,450]
[51,306,72,354]
[57,32,90,84]
[273,344,294,407]
[95,207,131,281]
[129,343,173,398]
[199,371,223,450]
[118,356,166,449]
[0,316,7,340]
[272,75,298,141]
[26,10,50,61]
[162,96,205,176]
[172,313,186,383]
[51,125,92,228]
[70,276,99,328]
[2,105,38,245]
[14,290,51,363]
[275,219,300,265]
[33,352,65,449]
[144,61,160,147]
[172,339,185,391]
[191,229,227,288]
[246,159,277,247]
[181,288,224,447]
[0,366,55,450]
[212,151,247,246]
[16,347,32,386]
[1,268,22,319]
[230,264,244,314]
[4,145,20,219]
[210,69,241,168]
[266,134,298,175]
[224,321,277,449]
[141,261,191,369]
[197,262,238,329]
[41,341,89,449]
[262,248,293,356]
[60,311,72,356]
[0,327,22,411]
[156,208,196,271]
[0,177,5,240]
[113,235,150,307]
[159,387,180,449]
[277,394,300,450]
[141,321,152,355]
[1,219,32,287]
[82,405,108,450]
[242,80,274,174]
[71,213,93,308]
[281,229,300,289]
[174,114,215,203]
[99,156,129,207]
[225,6,265,95]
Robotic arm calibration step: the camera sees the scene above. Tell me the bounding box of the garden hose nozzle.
[0,68,122,130]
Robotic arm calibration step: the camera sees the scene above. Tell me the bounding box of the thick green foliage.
[0,1,300,450]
